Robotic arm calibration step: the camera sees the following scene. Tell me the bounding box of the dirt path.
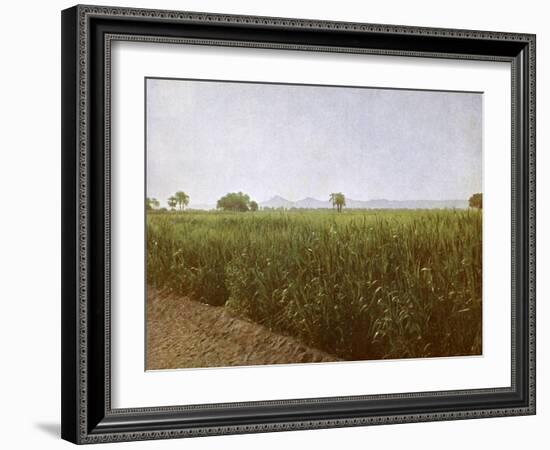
[146,287,339,370]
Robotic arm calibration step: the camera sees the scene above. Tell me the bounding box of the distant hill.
[260,195,295,209]
[347,198,469,209]
[294,197,331,209]
[260,196,468,210]
[187,196,469,211]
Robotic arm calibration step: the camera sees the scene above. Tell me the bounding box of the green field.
[147,209,482,361]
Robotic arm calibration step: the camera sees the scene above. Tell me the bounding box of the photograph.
[145,77,483,370]
[57,3,536,445]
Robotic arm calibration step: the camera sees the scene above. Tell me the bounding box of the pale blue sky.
[146,78,482,207]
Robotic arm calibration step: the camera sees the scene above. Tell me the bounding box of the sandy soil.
[146,287,340,370]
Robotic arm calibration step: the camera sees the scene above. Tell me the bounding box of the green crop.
[147,209,482,361]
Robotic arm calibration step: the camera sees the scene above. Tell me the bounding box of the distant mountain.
[187,197,468,211]
[260,195,295,209]
[346,198,469,209]
[294,197,331,209]
[260,196,468,210]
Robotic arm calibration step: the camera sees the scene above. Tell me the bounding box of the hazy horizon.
[184,195,470,210]
[146,78,482,208]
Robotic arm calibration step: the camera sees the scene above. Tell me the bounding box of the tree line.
[146,191,258,212]
[147,191,483,212]
[147,191,349,212]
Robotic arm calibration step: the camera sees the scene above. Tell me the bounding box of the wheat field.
[146,209,482,361]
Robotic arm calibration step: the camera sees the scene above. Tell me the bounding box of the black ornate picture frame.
[61,4,536,444]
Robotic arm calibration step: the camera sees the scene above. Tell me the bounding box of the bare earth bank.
[146,287,340,370]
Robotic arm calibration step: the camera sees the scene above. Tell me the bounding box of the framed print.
[61,5,536,444]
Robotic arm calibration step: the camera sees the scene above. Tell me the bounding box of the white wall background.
[0,0,545,448]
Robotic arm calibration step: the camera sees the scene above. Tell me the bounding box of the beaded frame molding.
[61,4,536,444]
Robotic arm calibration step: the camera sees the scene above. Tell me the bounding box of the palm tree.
[167,196,177,211]
[329,193,337,210]
[329,193,346,212]
[174,191,190,211]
